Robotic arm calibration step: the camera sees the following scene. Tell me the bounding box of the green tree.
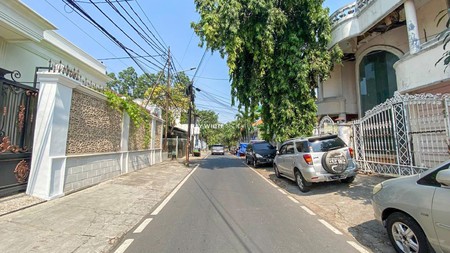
[192,0,341,142]
[436,9,450,70]
[107,67,141,98]
[196,109,221,145]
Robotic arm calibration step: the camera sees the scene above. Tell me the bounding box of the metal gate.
[0,68,38,196]
[353,92,450,176]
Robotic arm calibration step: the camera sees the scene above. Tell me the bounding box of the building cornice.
[0,0,56,42]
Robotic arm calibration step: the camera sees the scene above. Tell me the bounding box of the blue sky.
[21,0,353,123]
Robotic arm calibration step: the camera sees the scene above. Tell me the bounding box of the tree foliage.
[192,0,341,142]
[107,67,191,130]
[436,9,450,71]
[196,109,220,145]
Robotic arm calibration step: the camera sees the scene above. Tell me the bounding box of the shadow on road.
[348,220,395,253]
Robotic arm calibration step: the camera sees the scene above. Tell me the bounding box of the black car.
[245,141,276,167]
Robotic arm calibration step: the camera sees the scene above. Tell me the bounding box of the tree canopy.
[192,0,341,142]
[107,68,190,129]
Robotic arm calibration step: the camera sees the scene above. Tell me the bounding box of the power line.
[134,0,168,49]
[44,0,128,71]
[84,0,166,70]
[63,0,165,77]
[106,0,167,56]
[98,54,163,61]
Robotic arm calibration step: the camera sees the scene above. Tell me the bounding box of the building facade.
[317,0,450,121]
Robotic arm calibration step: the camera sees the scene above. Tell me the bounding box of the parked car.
[245,141,276,167]
[273,135,357,192]
[211,145,225,155]
[372,160,450,253]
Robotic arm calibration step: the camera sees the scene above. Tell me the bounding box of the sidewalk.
[0,158,199,253]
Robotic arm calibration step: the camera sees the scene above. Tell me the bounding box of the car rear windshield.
[253,142,275,151]
[309,138,346,152]
[212,145,224,149]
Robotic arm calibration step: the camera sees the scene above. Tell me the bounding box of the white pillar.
[404,0,420,54]
[120,112,130,173]
[26,72,79,200]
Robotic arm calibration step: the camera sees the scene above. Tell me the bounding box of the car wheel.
[273,164,281,178]
[386,212,431,253]
[341,176,355,184]
[295,170,310,193]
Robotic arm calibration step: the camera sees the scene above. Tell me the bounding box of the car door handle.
[436,222,450,231]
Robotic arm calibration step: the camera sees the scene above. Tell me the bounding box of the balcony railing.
[329,0,375,27]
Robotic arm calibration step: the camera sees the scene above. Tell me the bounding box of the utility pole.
[163,47,171,151]
[185,82,194,165]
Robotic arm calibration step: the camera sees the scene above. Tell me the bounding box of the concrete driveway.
[253,165,396,253]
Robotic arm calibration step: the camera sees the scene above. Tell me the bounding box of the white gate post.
[27,72,79,200]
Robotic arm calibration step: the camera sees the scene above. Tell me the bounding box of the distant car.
[245,141,276,167]
[372,160,450,253]
[273,135,357,192]
[211,145,225,155]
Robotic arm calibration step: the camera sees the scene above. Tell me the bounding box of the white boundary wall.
[27,72,163,200]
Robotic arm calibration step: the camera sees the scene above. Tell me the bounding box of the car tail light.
[349,147,354,158]
[303,154,313,165]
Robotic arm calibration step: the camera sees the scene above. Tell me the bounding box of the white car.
[273,135,357,192]
[372,160,450,253]
[211,145,225,155]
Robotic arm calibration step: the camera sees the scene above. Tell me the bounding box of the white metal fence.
[352,92,450,176]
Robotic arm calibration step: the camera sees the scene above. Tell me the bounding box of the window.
[296,141,308,152]
[253,142,275,151]
[279,145,288,155]
[309,138,346,152]
[359,50,398,115]
[418,163,450,187]
[286,144,295,154]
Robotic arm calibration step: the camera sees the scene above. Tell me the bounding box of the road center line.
[347,241,370,253]
[151,164,199,216]
[300,206,316,216]
[318,219,343,235]
[288,196,299,203]
[133,218,153,233]
[114,239,134,253]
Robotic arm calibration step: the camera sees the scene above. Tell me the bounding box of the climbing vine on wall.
[104,90,152,148]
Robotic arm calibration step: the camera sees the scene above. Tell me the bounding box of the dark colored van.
[245,141,276,167]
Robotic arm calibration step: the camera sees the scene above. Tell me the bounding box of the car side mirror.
[436,168,450,187]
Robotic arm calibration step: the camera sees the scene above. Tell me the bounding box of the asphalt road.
[113,155,366,253]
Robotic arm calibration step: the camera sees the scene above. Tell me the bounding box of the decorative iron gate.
[353,92,450,176]
[0,68,38,196]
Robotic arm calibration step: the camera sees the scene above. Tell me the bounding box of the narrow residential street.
[114,155,366,253]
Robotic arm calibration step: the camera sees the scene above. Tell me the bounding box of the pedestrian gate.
[353,92,450,176]
[0,68,38,196]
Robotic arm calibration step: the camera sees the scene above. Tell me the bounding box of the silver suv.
[273,135,358,192]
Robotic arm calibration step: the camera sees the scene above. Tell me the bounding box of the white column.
[26,72,79,200]
[404,0,421,54]
[120,112,130,173]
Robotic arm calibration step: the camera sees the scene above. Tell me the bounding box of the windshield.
[253,142,275,151]
[309,138,346,152]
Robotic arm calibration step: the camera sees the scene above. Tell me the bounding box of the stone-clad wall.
[66,90,122,154]
[154,121,162,149]
[128,122,151,151]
